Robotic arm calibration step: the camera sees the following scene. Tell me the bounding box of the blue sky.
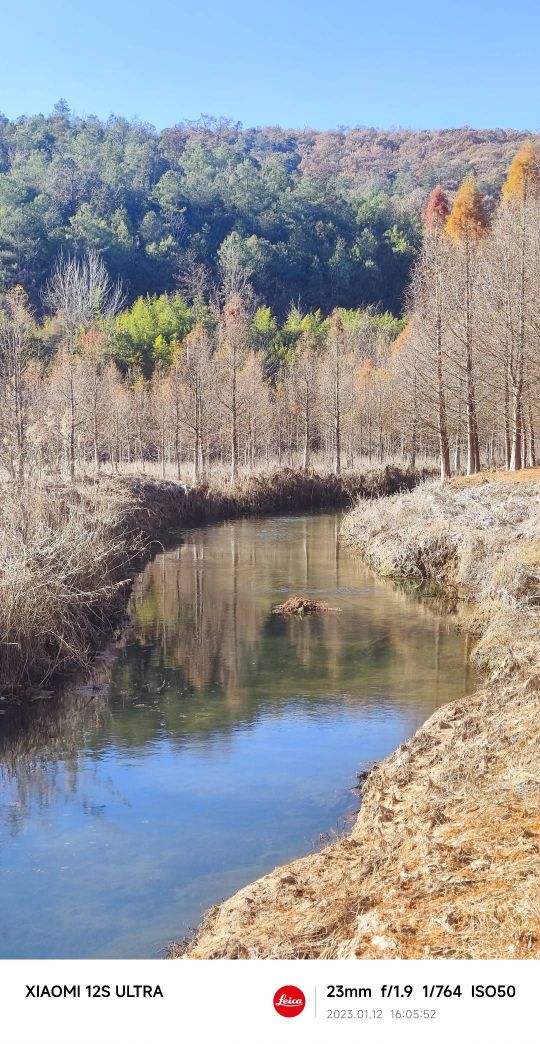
[1,0,538,130]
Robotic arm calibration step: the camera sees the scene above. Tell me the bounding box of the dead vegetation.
[0,464,427,695]
[179,475,540,960]
[272,597,336,615]
[0,482,136,693]
[342,476,540,676]
[450,466,540,487]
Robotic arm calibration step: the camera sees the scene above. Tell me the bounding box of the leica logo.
[273,985,306,1017]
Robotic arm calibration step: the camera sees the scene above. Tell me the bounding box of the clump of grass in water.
[272,596,339,615]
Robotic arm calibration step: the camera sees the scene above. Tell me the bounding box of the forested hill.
[0,103,526,316]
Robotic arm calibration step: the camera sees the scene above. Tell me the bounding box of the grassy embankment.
[0,465,428,697]
[179,470,540,960]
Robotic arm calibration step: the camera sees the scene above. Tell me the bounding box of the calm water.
[0,512,476,958]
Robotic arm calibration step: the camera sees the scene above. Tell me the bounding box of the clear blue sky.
[1,0,538,131]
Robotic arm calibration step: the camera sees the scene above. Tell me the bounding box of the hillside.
[296,125,525,198]
[0,107,527,316]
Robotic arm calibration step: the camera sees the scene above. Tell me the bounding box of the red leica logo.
[273,985,306,1017]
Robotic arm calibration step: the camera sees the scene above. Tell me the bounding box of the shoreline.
[176,473,540,960]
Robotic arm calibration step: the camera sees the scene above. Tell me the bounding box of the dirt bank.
[178,476,540,959]
[0,465,427,696]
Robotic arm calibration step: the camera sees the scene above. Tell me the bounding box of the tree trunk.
[464,246,480,475]
[93,403,100,475]
[69,373,76,482]
[509,380,523,471]
[504,375,511,469]
[436,317,451,479]
[302,384,310,470]
[528,402,536,467]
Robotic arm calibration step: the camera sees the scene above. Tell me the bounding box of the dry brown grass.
[0,482,138,692]
[181,676,540,960]
[272,597,337,614]
[342,477,540,676]
[451,466,540,487]
[180,475,540,961]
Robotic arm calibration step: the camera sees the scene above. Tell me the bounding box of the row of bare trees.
[393,140,540,478]
[0,327,410,485]
[0,261,425,484]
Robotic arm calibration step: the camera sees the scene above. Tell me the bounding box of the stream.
[0,511,476,958]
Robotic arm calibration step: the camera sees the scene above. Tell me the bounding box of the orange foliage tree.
[502,139,540,204]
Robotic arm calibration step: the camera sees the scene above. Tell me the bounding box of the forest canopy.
[0,102,526,317]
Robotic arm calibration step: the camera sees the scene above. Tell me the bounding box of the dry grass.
[180,475,540,960]
[272,597,337,614]
[74,452,426,487]
[451,466,540,487]
[0,482,138,692]
[342,477,540,676]
[180,676,540,960]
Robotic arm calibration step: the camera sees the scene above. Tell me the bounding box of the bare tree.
[217,233,252,302]
[0,289,34,481]
[285,331,320,470]
[479,188,540,470]
[43,251,124,479]
[445,177,488,475]
[213,295,251,483]
[169,323,214,481]
[407,188,453,478]
[43,250,124,327]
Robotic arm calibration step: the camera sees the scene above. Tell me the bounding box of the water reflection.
[0,513,476,958]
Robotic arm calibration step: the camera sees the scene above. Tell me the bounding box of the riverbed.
[0,512,476,958]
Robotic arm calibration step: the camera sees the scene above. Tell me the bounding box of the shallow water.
[0,512,476,958]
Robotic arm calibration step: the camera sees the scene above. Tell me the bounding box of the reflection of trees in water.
[126,514,474,712]
[0,667,116,833]
[0,513,476,822]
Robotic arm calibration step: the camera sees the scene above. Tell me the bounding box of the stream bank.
[178,475,540,960]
